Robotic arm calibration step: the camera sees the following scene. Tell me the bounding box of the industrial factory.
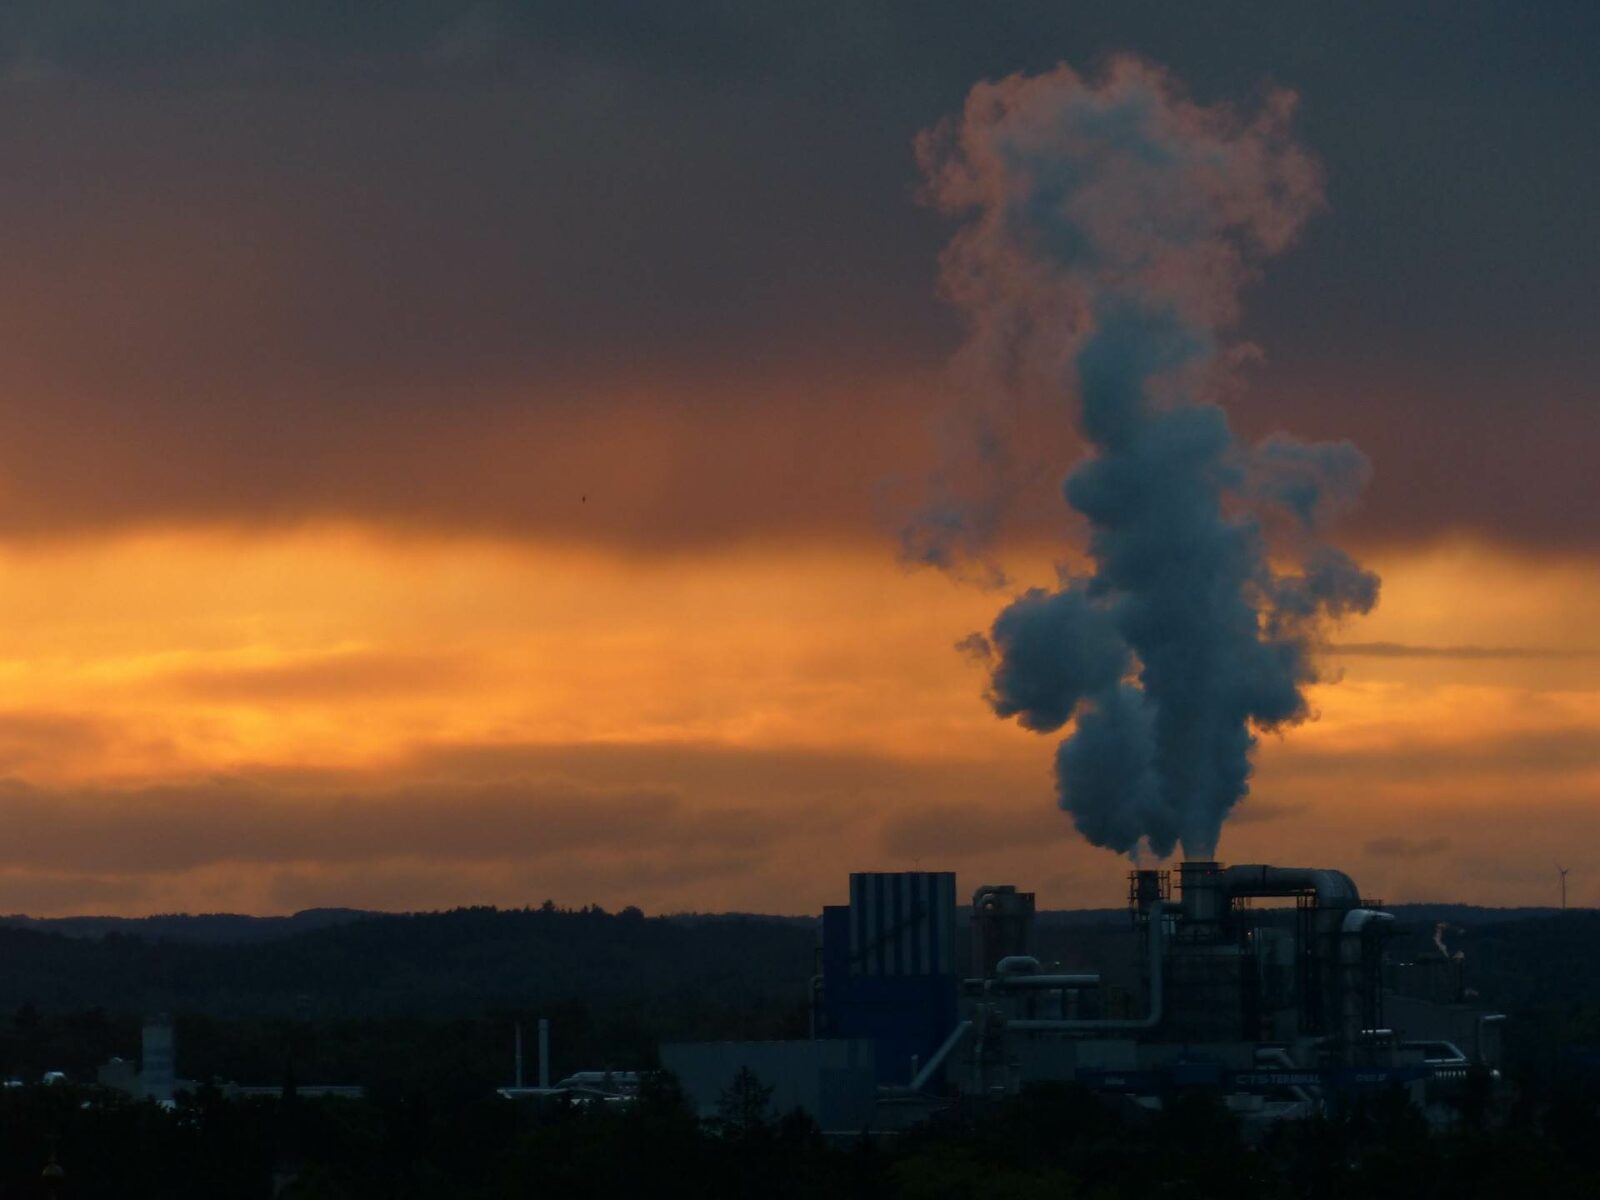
[662,863,1503,1133]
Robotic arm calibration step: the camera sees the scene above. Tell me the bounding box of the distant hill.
[0,908,373,944]
[0,901,1562,945]
[0,906,818,1028]
[0,907,822,943]
[1383,903,1566,926]
[0,900,1583,1025]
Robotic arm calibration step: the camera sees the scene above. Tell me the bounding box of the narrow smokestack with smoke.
[912,59,1378,859]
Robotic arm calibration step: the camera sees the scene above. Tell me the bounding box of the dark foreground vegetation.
[2,1074,1600,1198]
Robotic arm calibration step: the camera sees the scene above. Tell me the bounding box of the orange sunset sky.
[0,5,1593,915]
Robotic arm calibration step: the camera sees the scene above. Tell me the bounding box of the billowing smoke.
[917,59,1379,859]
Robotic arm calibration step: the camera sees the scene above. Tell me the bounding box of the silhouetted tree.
[715,1067,774,1137]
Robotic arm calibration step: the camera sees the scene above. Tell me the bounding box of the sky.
[0,1,1593,915]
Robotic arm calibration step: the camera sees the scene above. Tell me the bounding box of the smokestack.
[1179,861,1223,926]
[514,1021,523,1089]
[1133,869,1164,916]
[538,1018,550,1090]
[914,58,1378,859]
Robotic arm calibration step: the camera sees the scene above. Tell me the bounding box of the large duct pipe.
[1341,908,1392,934]
[1220,865,1361,908]
[909,974,1103,1091]
[1338,909,1393,1044]
[992,956,1100,988]
[993,974,1102,990]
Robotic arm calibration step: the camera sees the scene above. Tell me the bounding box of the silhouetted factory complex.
[659,862,1504,1133]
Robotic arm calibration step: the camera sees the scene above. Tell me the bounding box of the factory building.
[664,862,1503,1133]
[819,871,960,1085]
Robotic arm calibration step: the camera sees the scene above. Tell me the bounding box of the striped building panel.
[847,872,956,977]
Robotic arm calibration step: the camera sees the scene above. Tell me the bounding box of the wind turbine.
[1556,864,1570,911]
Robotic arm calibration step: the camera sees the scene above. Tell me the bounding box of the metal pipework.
[994,955,1041,975]
[1182,861,1362,925]
[1006,901,1173,1032]
[910,1019,972,1091]
[992,955,1100,989]
[994,974,1102,990]
[1338,909,1394,1043]
[1222,865,1361,909]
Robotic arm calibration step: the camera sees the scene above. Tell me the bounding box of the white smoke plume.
[911,58,1378,859]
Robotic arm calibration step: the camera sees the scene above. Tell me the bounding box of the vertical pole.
[538,1018,550,1089]
[515,1022,524,1089]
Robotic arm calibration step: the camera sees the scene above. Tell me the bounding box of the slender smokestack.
[515,1021,523,1089]
[538,1018,550,1089]
[914,59,1378,859]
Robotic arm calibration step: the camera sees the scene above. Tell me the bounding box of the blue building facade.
[821,871,960,1084]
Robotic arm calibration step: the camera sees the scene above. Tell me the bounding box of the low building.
[660,1039,876,1133]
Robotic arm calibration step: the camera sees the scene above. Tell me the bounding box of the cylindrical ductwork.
[994,955,1040,976]
[1220,865,1361,908]
[1004,898,1172,1033]
[994,974,1101,990]
[1338,908,1393,1045]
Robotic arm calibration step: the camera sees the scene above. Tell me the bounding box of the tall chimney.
[1179,861,1223,927]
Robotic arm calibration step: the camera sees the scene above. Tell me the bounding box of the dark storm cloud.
[0,1,1590,550]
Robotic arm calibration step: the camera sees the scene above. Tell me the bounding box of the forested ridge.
[0,905,816,1020]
